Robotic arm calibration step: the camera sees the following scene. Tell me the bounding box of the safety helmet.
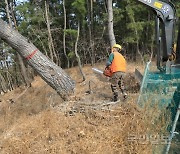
[112,44,122,50]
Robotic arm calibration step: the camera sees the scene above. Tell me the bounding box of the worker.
[104,44,127,102]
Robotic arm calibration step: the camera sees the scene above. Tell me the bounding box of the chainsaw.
[92,68,110,82]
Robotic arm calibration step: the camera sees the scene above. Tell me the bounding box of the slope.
[0,62,164,154]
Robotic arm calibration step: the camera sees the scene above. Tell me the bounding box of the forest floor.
[0,61,177,154]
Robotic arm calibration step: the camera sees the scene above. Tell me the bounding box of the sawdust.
[0,62,167,153]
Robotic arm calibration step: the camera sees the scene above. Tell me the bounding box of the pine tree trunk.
[90,0,95,65]
[5,64,14,91]
[45,0,59,65]
[75,21,86,81]
[5,0,12,27]
[0,19,75,99]
[4,0,14,91]
[17,53,31,86]
[63,0,70,68]
[107,0,116,47]
[0,73,8,93]
[7,0,31,87]
[133,19,144,64]
[86,0,95,65]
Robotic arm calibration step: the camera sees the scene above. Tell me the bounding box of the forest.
[0,0,179,92]
[0,1,180,153]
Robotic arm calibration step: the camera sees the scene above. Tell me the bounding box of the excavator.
[93,1,179,152]
[137,0,180,153]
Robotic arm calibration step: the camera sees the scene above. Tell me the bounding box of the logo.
[162,5,170,14]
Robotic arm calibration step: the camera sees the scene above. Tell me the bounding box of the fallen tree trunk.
[0,19,75,99]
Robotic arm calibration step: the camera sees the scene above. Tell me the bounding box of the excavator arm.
[176,23,180,64]
[138,0,177,71]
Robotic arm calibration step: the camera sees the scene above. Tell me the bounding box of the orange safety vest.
[110,52,126,73]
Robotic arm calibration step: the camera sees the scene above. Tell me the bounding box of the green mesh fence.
[138,62,180,108]
[137,61,180,154]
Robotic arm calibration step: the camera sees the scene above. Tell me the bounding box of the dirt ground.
[0,62,174,154]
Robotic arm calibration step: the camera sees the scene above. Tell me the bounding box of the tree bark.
[107,0,116,47]
[0,19,75,99]
[75,21,86,81]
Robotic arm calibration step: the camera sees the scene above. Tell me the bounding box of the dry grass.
[0,103,154,154]
[0,62,172,154]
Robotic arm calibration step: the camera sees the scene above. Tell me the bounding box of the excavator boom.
[138,0,177,70]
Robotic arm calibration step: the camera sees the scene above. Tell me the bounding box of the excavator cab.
[136,0,180,153]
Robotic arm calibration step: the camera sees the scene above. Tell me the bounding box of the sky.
[16,0,28,4]
[17,0,27,2]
